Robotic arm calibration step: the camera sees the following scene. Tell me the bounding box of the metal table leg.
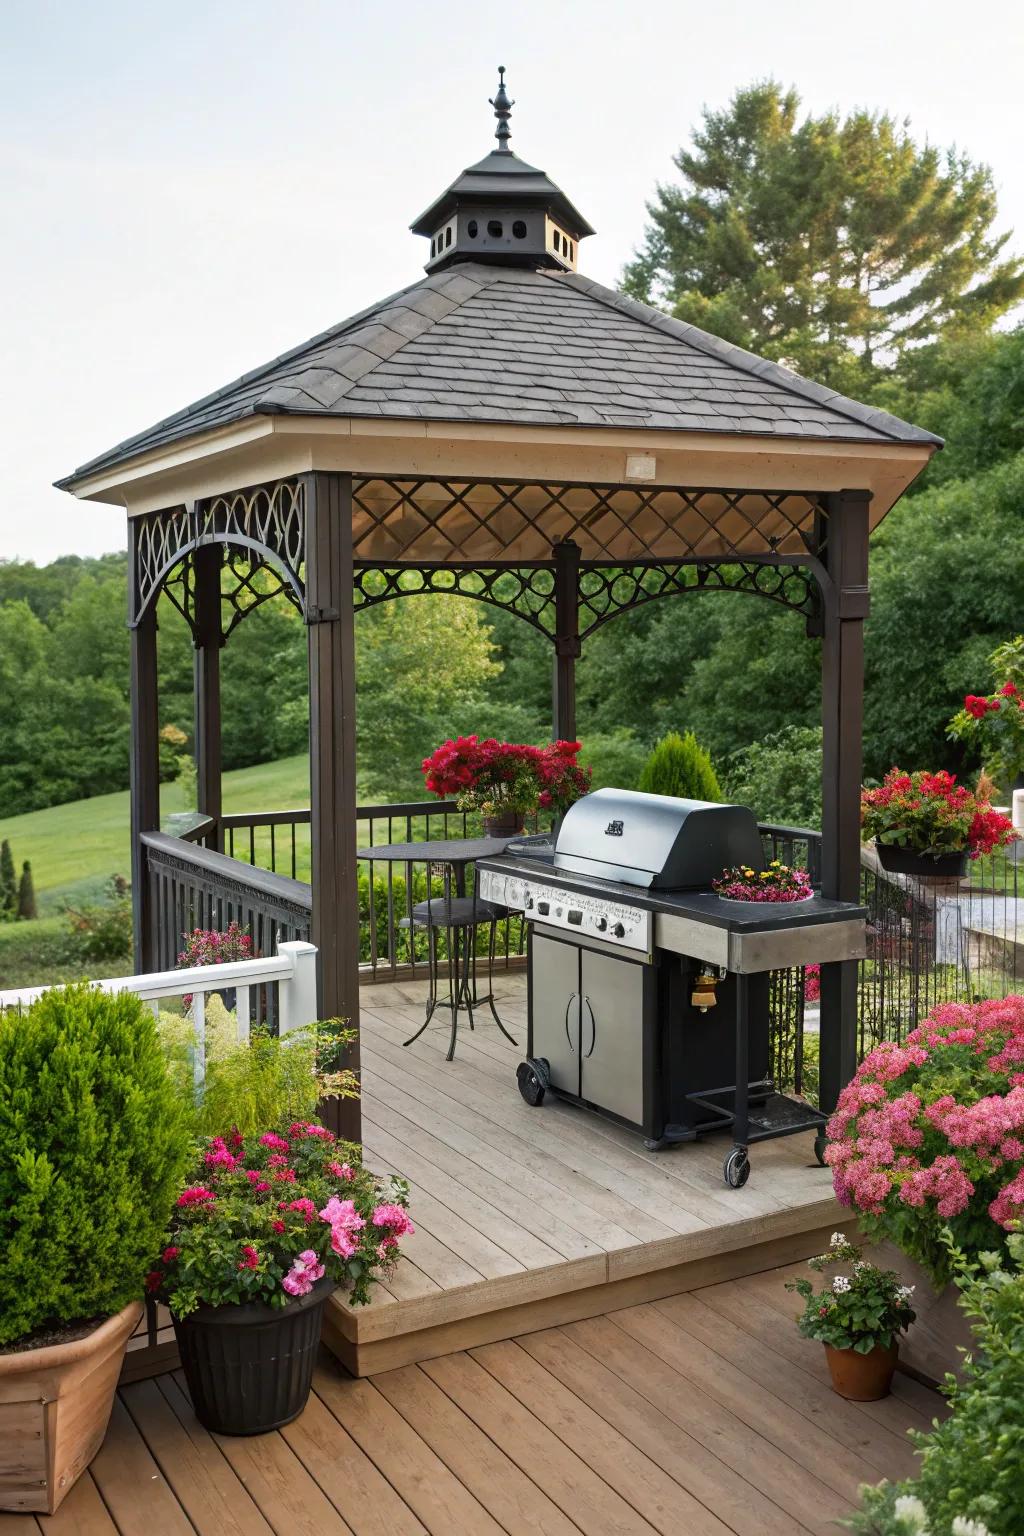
[725,973,751,1187]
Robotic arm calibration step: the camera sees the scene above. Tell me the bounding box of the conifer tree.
[638,732,721,802]
[17,860,37,922]
[0,840,16,920]
[624,81,1024,390]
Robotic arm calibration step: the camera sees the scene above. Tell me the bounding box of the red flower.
[271,1219,286,1234]
[145,1270,163,1293]
[964,695,990,719]
[238,1245,260,1271]
[176,1185,216,1207]
[162,1246,180,1263]
[1000,681,1018,698]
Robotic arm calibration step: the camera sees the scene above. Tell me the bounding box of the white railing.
[0,940,319,1094]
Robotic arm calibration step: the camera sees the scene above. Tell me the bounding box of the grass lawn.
[0,754,313,911]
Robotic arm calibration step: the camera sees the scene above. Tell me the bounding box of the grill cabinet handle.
[583,997,596,1058]
[565,993,578,1053]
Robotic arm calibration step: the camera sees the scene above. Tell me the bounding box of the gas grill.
[476,788,867,1186]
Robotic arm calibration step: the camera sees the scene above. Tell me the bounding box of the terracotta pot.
[0,1300,143,1514]
[824,1341,898,1400]
[482,811,525,838]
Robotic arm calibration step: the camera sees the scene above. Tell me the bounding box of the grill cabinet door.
[579,949,645,1125]
[529,931,581,1095]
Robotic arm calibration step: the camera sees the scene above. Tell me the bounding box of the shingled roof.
[58,263,941,487]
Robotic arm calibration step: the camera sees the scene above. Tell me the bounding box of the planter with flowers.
[153,1123,412,1434]
[422,735,591,837]
[786,1233,916,1399]
[712,859,813,904]
[861,768,1017,879]
[177,921,255,1012]
[825,994,1024,1380]
[0,986,190,1513]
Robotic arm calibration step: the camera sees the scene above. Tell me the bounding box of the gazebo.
[58,70,940,1140]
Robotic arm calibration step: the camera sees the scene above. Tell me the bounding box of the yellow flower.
[761,871,772,879]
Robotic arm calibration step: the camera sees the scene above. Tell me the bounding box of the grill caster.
[517,1058,550,1107]
[724,1148,750,1188]
[814,1132,828,1167]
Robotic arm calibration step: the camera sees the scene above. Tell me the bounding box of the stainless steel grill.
[477,788,867,1187]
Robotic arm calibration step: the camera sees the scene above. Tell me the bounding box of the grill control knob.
[525,895,534,910]
[612,922,626,938]
[595,916,608,932]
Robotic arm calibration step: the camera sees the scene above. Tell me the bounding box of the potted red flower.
[861,768,1016,878]
[153,1123,412,1434]
[422,735,591,836]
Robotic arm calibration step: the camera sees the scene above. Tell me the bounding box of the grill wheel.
[517,1057,550,1107]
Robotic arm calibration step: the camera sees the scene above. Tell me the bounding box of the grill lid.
[554,788,764,890]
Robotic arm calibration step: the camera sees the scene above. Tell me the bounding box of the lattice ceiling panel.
[351,478,820,565]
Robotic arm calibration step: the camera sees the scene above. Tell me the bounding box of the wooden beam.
[551,540,580,741]
[128,521,161,972]
[819,488,870,1111]
[192,542,223,849]
[305,472,361,1140]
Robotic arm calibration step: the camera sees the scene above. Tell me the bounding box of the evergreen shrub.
[0,984,191,1346]
[638,731,721,801]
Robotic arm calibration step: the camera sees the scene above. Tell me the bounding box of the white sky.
[2,0,1022,564]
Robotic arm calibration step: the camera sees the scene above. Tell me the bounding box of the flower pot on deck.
[0,1300,143,1515]
[482,811,525,838]
[172,1276,333,1435]
[875,845,968,879]
[824,1341,898,1400]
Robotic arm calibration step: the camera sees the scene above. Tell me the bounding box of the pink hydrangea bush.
[149,1121,413,1314]
[825,995,1024,1282]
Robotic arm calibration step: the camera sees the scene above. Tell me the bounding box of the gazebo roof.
[58,262,940,490]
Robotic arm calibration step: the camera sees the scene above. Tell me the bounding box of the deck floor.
[13,1265,941,1536]
[328,972,844,1370]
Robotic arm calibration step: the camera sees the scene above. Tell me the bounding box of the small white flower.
[893,1493,928,1531]
[830,1231,845,1247]
[952,1519,992,1536]
[897,1284,916,1301]
[854,1259,869,1272]
[832,1274,852,1294]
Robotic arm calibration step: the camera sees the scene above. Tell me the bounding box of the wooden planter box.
[0,1301,142,1515]
[868,1242,973,1386]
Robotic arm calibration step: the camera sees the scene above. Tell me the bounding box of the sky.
[2,0,1022,565]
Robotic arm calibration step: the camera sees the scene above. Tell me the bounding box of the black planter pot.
[172,1276,334,1435]
[875,844,968,878]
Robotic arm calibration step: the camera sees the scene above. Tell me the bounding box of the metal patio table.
[358,836,519,1059]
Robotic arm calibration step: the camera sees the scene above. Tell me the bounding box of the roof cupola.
[410,67,594,274]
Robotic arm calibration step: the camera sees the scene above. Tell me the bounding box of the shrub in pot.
[153,1122,413,1434]
[0,985,190,1513]
[850,1232,1024,1536]
[786,1233,916,1400]
[824,995,1024,1287]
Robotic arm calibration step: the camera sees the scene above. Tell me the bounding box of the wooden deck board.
[26,1263,940,1536]
[328,975,843,1371]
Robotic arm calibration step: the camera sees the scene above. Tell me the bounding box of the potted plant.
[422,735,591,837]
[711,859,813,903]
[947,634,1024,793]
[177,920,255,1011]
[0,985,190,1514]
[786,1233,916,1400]
[861,768,1017,877]
[152,1122,412,1435]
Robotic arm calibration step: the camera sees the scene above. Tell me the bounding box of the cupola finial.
[489,65,514,153]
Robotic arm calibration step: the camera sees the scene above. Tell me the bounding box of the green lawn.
[0,754,313,911]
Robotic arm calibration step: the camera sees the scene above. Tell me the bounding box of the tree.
[721,726,823,828]
[17,861,37,921]
[638,731,721,801]
[0,841,16,920]
[623,81,1024,389]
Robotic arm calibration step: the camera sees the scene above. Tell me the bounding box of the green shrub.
[721,725,823,827]
[850,1233,1024,1536]
[63,875,133,965]
[580,728,649,791]
[0,984,191,1346]
[1,839,16,920]
[638,731,721,801]
[17,860,37,920]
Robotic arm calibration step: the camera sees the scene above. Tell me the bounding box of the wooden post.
[305,472,361,1139]
[192,540,223,849]
[818,488,871,1112]
[551,540,581,741]
[128,519,161,972]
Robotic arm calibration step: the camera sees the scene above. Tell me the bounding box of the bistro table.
[357,836,519,1059]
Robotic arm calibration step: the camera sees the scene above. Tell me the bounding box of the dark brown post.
[128,519,161,971]
[818,487,871,1111]
[552,539,581,740]
[193,540,223,848]
[305,472,361,1139]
